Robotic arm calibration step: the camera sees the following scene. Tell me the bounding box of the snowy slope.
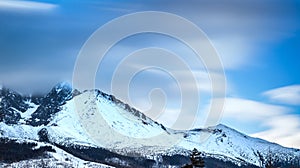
[0,84,299,167]
[0,138,114,168]
[175,124,300,166]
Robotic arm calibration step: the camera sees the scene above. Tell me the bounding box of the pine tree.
[182,148,205,168]
[257,150,264,167]
[190,148,205,168]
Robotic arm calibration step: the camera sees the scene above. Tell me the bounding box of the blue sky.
[0,0,300,148]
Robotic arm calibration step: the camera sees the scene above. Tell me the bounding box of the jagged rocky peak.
[27,82,74,126]
[53,82,72,92]
[0,82,80,127]
[0,87,30,124]
[0,87,29,111]
[46,82,73,104]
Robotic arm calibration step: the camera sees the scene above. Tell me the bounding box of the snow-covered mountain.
[0,83,299,167]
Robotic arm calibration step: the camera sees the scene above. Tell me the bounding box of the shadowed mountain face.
[27,83,73,126]
[0,88,30,124]
[0,83,72,126]
[0,83,299,168]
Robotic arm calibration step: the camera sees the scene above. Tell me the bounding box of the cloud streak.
[221,97,300,148]
[251,115,300,148]
[0,0,57,11]
[222,97,290,120]
[263,85,300,105]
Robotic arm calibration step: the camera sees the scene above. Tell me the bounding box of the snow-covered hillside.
[0,83,299,167]
[0,138,113,168]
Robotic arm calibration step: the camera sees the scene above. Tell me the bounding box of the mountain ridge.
[0,82,299,167]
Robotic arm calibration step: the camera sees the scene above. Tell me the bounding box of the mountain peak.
[27,82,73,126]
[53,82,72,92]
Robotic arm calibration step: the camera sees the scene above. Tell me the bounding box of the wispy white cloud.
[251,115,300,148]
[0,0,57,11]
[167,70,227,94]
[263,85,300,105]
[221,97,300,148]
[125,59,227,94]
[222,97,289,120]
[210,36,253,69]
